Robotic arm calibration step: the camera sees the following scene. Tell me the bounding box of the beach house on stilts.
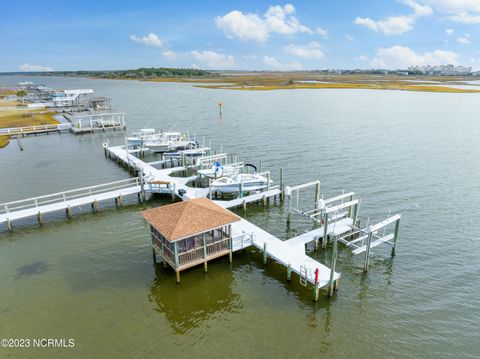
[141,198,241,283]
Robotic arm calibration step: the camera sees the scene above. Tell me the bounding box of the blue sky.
[1,0,480,71]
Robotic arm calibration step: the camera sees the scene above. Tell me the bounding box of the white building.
[408,64,472,75]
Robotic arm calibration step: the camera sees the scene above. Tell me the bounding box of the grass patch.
[0,135,9,148]
[196,82,480,93]
[131,73,480,94]
[0,110,59,129]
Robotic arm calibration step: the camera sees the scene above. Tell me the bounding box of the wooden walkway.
[0,123,72,137]
[0,178,142,230]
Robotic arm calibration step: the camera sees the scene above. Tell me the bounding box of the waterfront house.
[141,198,241,282]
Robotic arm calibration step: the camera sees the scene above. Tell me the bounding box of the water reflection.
[148,262,240,334]
[16,261,48,280]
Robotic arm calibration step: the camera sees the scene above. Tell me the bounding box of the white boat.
[210,173,272,194]
[146,131,198,153]
[127,129,160,146]
[198,161,243,179]
[163,148,208,159]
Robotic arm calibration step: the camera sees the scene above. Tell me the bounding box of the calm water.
[0,76,479,358]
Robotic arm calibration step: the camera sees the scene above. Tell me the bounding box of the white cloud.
[19,64,53,72]
[403,0,433,16]
[216,4,313,42]
[263,56,302,70]
[162,50,177,59]
[457,34,471,44]
[370,45,459,69]
[354,1,431,35]
[316,27,328,38]
[354,15,415,35]
[242,55,258,60]
[449,13,480,23]
[421,0,480,23]
[420,0,480,14]
[445,28,454,35]
[285,41,324,59]
[129,33,164,47]
[191,50,236,69]
[215,11,268,42]
[345,34,354,41]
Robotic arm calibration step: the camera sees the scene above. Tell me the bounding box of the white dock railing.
[0,177,140,214]
[231,231,255,251]
[0,123,71,136]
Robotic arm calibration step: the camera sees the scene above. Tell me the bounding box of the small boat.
[163,148,208,159]
[127,129,160,146]
[211,173,272,194]
[146,131,198,153]
[198,161,243,179]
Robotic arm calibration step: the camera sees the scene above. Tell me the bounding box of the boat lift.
[286,183,402,272]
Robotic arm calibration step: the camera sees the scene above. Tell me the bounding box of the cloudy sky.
[1,0,480,72]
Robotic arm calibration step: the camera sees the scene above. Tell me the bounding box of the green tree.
[16,89,27,104]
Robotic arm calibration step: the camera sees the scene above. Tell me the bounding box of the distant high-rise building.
[407,64,472,75]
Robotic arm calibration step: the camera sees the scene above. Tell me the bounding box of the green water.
[0,76,479,358]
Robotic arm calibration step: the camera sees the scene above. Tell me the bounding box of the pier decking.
[0,178,142,230]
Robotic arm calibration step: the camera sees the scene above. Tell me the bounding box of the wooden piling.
[152,248,157,263]
[287,264,292,282]
[37,211,43,225]
[65,206,72,219]
[175,271,180,283]
[391,218,400,256]
[328,235,338,297]
[314,182,320,208]
[363,232,373,272]
[243,199,246,212]
[263,242,267,264]
[279,168,284,201]
[7,218,12,231]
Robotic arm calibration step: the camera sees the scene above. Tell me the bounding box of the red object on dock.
[314,268,319,285]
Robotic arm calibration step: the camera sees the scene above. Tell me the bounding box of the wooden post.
[7,218,12,231]
[208,179,212,200]
[286,193,292,224]
[263,195,267,206]
[314,182,320,208]
[263,242,267,264]
[266,172,270,191]
[322,213,329,249]
[328,235,338,297]
[203,233,208,272]
[174,241,179,269]
[66,206,72,219]
[363,232,373,272]
[314,286,320,302]
[287,264,292,282]
[175,271,181,284]
[152,248,157,263]
[171,183,176,202]
[391,218,400,256]
[243,199,246,212]
[280,168,284,201]
[348,194,354,218]
[37,211,43,225]
[139,171,146,202]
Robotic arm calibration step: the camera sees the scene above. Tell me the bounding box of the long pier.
[0,178,142,230]
[1,140,401,301]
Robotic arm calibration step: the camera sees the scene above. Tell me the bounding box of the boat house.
[141,198,241,283]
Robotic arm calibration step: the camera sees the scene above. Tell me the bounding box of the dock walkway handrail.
[0,124,69,136]
[0,177,140,214]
